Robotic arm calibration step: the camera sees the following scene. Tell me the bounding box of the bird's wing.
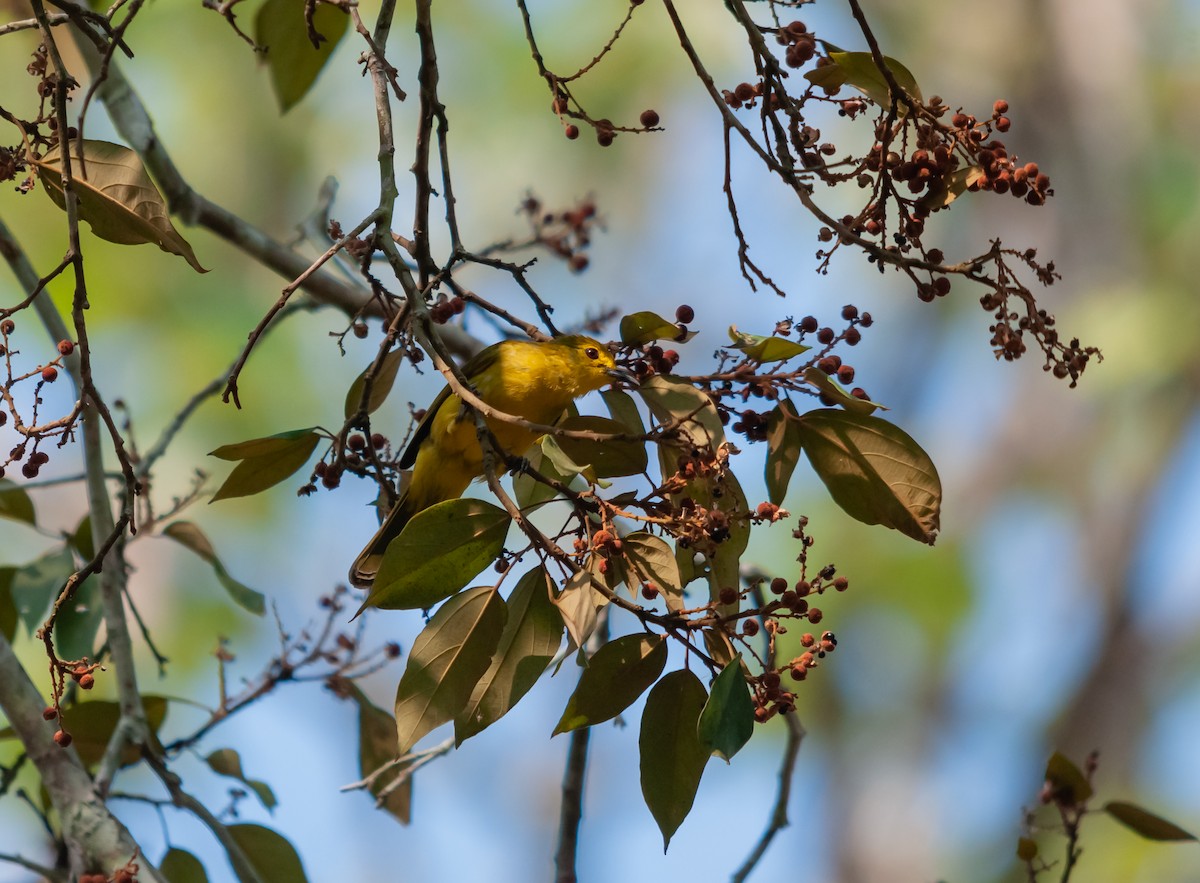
[397,343,505,469]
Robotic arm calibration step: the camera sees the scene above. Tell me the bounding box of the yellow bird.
[349,334,633,587]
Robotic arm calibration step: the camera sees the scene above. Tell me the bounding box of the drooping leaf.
[226,824,309,883]
[34,140,206,272]
[639,375,725,451]
[256,0,350,112]
[640,668,709,851]
[553,633,667,735]
[0,568,16,642]
[552,569,605,648]
[919,165,987,212]
[210,428,321,502]
[456,567,564,744]
[68,515,94,561]
[554,415,648,479]
[160,848,209,883]
[60,696,168,768]
[697,657,755,762]
[803,366,885,415]
[702,628,737,670]
[1043,751,1093,804]
[344,349,406,420]
[804,49,923,109]
[55,581,105,662]
[1104,801,1196,842]
[361,499,511,612]
[163,521,266,615]
[765,400,802,506]
[10,546,74,634]
[622,532,683,611]
[205,748,277,811]
[705,470,751,612]
[602,388,647,437]
[796,409,940,544]
[0,480,35,527]
[620,311,691,345]
[727,326,810,363]
[346,684,412,824]
[394,587,507,755]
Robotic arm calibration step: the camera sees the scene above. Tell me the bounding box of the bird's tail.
[348,492,416,589]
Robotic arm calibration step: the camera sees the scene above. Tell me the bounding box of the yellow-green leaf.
[804,49,922,109]
[9,547,73,635]
[554,415,648,479]
[640,375,725,451]
[256,0,349,112]
[727,326,810,363]
[1105,801,1197,842]
[209,428,321,502]
[640,668,709,851]
[602,388,647,436]
[512,441,573,509]
[0,480,35,527]
[344,349,406,420]
[394,587,507,755]
[361,499,510,612]
[803,366,885,415]
[455,567,563,744]
[553,633,667,735]
[0,568,16,643]
[163,521,266,615]
[620,311,689,345]
[226,824,309,883]
[919,165,987,212]
[34,140,206,272]
[796,409,940,544]
[60,696,168,768]
[552,569,606,648]
[1044,751,1093,804]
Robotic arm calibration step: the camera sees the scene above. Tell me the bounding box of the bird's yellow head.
[553,334,637,395]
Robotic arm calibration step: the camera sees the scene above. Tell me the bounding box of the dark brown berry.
[42,706,57,720]
[816,327,835,345]
[565,124,580,140]
[676,304,695,324]
[641,584,658,600]
[41,366,57,382]
[770,577,788,594]
[0,319,13,335]
[807,607,824,624]
[597,129,614,147]
[742,619,760,637]
[57,339,74,355]
[640,109,660,128]
[348,434,366,451]
[993,99,1009,115]
[54,729,72,747]
[79,673,94,690]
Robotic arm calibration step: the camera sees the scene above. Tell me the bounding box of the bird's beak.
[607,366,639,388]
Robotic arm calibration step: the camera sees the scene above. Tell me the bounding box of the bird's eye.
[585,347,599,360]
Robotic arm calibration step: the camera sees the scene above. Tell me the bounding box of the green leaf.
[640,668,709,851]
[456,568,563,744]
[804,49,923,109]
[61,696,168,768]
[210,428,321,502]
[0,480,35,527]
[765,400,802,506]
[68,515,94,561]
[796,409,941,544]
[256,0,349,112]
[639,375,725,451]
[10,546,74,634]
[622,532,683,612]
[513,441,573,509]
[163,521,266,615]
[394,587,507,755]
[602,388,647,436]
[1104,801,1197,842]
[34,140,206,272]
[0,568,16,643]
[702,628,737,669]
[160,848,209,883]
[705,469,751,612]
[803,366,885,415]
[552,569,606,651]
[344,349,406,420]
[205,748,277,812]
[55,581,105,662]
[1043,751,1093,804]
[620,311,688,345]
[553,633,667,735]
[1015,837,1038,862]
[346,684,412,825]
[727,326,810,363]
[554,415,648,479]
[361,499,511,612]
[226,824,309,883]
[697,656,755,762]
